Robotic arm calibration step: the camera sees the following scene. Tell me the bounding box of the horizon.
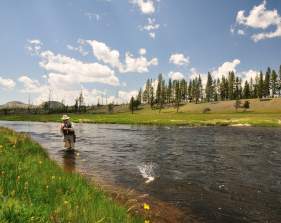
[0,0,281,105]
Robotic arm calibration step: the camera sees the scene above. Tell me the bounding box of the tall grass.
[0,127,143,223]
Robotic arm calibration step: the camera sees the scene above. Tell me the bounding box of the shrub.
[202,108,211,113]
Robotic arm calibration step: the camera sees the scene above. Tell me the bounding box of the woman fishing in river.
[60,115,76,150]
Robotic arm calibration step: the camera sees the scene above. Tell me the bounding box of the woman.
[60,115,76,150]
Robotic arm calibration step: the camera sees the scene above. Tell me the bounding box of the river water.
[1,121,281,223]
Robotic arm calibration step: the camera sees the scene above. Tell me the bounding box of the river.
[0,121,281,223]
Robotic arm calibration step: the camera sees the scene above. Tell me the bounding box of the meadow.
[0,127,143,223]
[1,98,281,127]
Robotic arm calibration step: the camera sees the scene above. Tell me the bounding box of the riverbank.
[0,112,281,127]
[1,99,281,127]
[0,127,143,222]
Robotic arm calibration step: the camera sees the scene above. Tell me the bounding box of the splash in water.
[138,163,155,184]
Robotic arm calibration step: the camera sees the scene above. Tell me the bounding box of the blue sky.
[0,0,281,105]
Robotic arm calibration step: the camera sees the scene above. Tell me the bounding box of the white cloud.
[86,40,158,73]
[169,53,190,66]
[143,18,160,31]
[237,29,245,35]
[129,0,156,14]
[86,40,122,70]
[169,71,185,80]
[212,59,240,79]
[26,39,43,55]
[235,0,281,42]
[239,69,259,84]
[140,18,160,39]
[39,50,119,87]
[67,43,88,56]
[149,32,156,39]
[122,52,158,73]
[139,48,147,55]
[0,76,16,90]
[230,25,235,34]
[18,76,44,93]
[117,90,138,103]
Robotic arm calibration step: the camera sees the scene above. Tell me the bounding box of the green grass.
[1,98,281,127]
[0,127,143,223]
[0,110,281,127]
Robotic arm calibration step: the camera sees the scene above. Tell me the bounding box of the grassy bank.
[0,127,143,223]
[1,99,281,127]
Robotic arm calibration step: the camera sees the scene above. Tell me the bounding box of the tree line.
[129,65,281,112]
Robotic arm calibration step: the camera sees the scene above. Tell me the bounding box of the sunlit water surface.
[1,121,281,223]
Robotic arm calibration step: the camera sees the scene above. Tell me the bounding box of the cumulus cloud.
[239,69,259,84]
[169,71,185,80]
[235,0,281,42]
[122,52,158,73]
[86,40,158,73]
[22,40,150,105]
[0,76,16,90]
[86,40,122,70]
[129,0,157,14]
[39,50,119,87]
[18,76,44,93]
[117,90,138,103]
[212,59,241,79]
[169,53,190,66]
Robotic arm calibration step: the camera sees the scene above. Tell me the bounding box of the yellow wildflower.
[39,160,42,165]
[51,176,55,180]
[143,203,150,210]
[144,220,150,223]
[64,200,68,205]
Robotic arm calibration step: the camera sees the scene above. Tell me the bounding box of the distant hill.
[0,101,29,109]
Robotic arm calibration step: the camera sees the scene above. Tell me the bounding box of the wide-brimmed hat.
[61,115,70,120]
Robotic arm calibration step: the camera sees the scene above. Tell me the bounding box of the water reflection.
[62,149,76,172]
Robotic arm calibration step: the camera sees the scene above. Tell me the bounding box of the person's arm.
[60,124,64,134]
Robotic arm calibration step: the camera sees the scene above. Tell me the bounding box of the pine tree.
[249,77,254,98]
[198,74,203,101]
[258,71,264,98]
[279,65,281,96]
[264,67,270,97]
[136,88,142,106]
[271,69,278,97]
[167,78,172,104]
[220,76,226,100]
[205,72,213,102]
[243,80,250,99]
[175,80,181,112]
[156,74,163,106]
[129,96,134,114]
[187,80,192,102]
[149,80,154,108]
[228,71,235,100]
[142,79,150,103]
